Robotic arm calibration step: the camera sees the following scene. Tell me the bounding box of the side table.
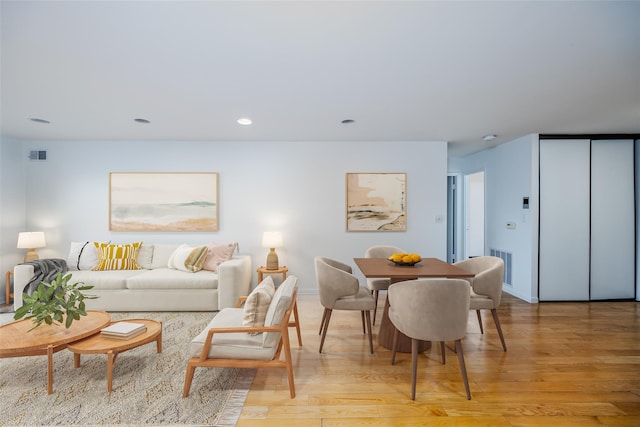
[256,266,301,346]
[5,270,13,304]
[257,266,288,283]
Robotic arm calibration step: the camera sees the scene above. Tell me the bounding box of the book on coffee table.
[101,322,147,339]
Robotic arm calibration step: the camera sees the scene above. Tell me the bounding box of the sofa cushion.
[242,276,275,334]
[67,270,146,290]
[136,244,154,270]
[203,242,238,272]
[92,242,143,271]
[125,268,218,290]
[188,308,276,361]
[67,241,99,271]
[150,244,180,269]
[168,244,208,272]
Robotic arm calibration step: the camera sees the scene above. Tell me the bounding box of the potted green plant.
[13,272,97,331]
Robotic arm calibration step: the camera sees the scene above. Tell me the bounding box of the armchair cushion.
[242,276,276,333]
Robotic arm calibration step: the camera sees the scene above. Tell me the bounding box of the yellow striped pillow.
[92,242,143,271]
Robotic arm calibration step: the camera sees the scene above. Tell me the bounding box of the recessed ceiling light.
[341,119,355,124]
[237,118,252,125]
[29,118,50,124]
[483,134,497,142]
[134,118,151,124]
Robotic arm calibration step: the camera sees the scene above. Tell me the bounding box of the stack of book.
[101,321,147,340]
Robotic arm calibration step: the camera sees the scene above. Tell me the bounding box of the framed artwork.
[346,172,406,232]
[109,172,218,232]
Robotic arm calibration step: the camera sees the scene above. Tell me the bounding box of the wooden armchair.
[183,276,299,398]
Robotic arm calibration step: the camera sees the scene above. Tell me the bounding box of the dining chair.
[453,256,507,351]
[364,245,406,325]
[314,256,375,354]
[388,278,472,400]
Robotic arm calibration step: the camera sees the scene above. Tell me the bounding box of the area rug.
[0,311,255,426]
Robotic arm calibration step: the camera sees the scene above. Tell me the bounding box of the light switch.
[506,222,516,230]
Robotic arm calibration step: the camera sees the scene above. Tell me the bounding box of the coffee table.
[0,310,111,394]
[67,318,162,392]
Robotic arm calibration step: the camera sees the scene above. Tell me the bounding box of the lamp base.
[266,248,279,270]
[24,249,40,263]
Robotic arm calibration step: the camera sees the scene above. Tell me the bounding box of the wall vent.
[28,150,47,160]
[490,249,512,285]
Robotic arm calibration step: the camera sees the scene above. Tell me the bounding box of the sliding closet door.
[539,139,591,300]
[590,139,635,299]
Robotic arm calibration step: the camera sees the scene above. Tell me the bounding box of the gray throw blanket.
[22,258,68,296]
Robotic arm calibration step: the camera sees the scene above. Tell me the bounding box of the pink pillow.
[202,242,238,272]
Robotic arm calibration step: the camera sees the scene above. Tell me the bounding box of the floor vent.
[490,249,512,285]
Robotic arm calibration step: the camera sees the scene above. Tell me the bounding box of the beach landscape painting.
[110,172,218,231]
[346,172,406,231]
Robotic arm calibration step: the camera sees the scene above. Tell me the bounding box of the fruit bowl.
[392,260,420,267]
[388,253,421,266]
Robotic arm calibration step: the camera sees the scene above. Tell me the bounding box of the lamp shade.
[262,231,283,248]
[17,231,46,249]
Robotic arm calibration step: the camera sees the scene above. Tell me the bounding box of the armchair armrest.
[198,324,282,361]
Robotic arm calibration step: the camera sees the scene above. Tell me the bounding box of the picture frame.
[109,172,218,232]
[346,172,406,232]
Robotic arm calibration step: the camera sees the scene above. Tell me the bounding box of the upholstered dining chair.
[388,278,472,400]
[314,256,375,354]
[364,245,406,325]
[453,256,507,351]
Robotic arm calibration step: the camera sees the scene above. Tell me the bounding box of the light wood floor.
[237,293,640,426]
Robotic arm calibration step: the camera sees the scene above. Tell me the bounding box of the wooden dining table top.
[353,257,475,280]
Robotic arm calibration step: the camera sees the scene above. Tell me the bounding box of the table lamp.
[17,231,46,262]
[262,231,283,270]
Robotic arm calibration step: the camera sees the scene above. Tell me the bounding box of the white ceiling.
[2,1,639,157]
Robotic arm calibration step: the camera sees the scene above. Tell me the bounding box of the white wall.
[449,134,538,302]
[7,139,447,295]
[0,136,27,303]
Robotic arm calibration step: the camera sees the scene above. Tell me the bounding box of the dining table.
[353,257,475,353]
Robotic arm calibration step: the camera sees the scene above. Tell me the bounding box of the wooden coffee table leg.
[107,350,116,392]
[47,345,54,395]
[156,330,162,353]
[74,353,81,368]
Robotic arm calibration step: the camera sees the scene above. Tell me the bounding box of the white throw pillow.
[67,241,99,271]
[136,244,154,270]
[167,244,208,273]
[242,276,276,335]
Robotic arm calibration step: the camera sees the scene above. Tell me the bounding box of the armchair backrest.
[314,256,359,309]
[365,245,406,258]
[388,278,470,342]
[262,275,298,349]
[454,256,504,305]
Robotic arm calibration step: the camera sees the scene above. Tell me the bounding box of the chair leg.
[411,338,419,400]
[319,308,328,335]
[361,311,366,334]
[454,339,472,400]
[491,308,507,352]
[373,290,379,325]
[476,310,484,334]
[281,325,296,398]
[440,341,446,364]
[182,363,196,397]
[391,328,399,365]
[365,310,374,354]
[319,308,333,353]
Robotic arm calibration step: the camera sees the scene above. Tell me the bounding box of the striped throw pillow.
[92,242,143,271]
[242,276,276,335]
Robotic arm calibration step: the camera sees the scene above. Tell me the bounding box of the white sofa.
[13,243,252,312]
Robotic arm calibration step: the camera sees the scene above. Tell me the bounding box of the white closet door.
[590,139,635,300]
[539,139,591,300]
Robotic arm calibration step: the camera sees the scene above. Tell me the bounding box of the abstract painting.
[110,172,218,231]
[346,172,406,231]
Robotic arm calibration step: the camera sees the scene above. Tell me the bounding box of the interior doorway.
[464,171,485,259]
